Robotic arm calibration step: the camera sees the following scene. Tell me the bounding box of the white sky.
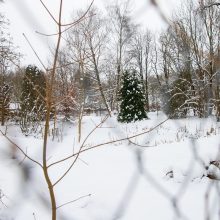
[2,0,180,68]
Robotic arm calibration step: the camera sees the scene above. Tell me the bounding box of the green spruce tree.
[0,83,11,126]
[118,70,148,123]
[20,65,46,134]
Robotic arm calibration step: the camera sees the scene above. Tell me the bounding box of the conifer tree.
[20,65,46,134]
[118,70,147,123]
[0,83,11,126]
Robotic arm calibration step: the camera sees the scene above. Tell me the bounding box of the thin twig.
[48,117,169,170]
[0,130,43,168]
[35,13,96,37]
[52,115,109,186]
[56,194,91,209]
[22,33,47,71]
[73,117,169,155]
[39,0,58,25]
[61,0,94,27]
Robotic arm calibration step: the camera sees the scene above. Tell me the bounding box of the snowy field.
[0,112,220,220]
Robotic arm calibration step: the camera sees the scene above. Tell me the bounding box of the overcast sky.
[2,0,180,68]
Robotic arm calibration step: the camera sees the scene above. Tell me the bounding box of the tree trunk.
[90,46,111,116]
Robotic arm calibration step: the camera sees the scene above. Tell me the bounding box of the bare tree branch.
[52,115,109,186]
[39,0,58,25]
[23,33,47,71]
[0,129,43,168]
[56,194,91,209]
[48,117,169,170]
[60,0,95,27]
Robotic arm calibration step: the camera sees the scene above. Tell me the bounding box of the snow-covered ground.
[0,112,220,220]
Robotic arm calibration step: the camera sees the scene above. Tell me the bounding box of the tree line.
[0,0,220,133]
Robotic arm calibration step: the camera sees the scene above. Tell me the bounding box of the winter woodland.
[0,0,220,220]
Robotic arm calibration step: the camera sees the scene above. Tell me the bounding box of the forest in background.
[0,0,219,130]
[0,1,220,220]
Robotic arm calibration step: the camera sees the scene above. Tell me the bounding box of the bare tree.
[29,1,95,219]
[65,24,89,141]
[198,0,220,117]
[107,0,134,110]
[0,14,20,125]
[73,8,111,115]
[129,28,152,111]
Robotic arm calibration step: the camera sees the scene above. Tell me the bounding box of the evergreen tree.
[20,65,46,134]
[0,83,11,126]
[118,70,147,123]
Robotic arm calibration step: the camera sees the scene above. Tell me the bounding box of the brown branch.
[35,13,96,37]
[48,115,109,170]
[41,1,63,219]
[60,0,94,27]
[76,117,169,154]
[22,33,47,71]
[48,117,169,170]
[18,148,27,165]
[56,194,91,209]
[52,115,109,186]
[0,130,43,168]
[39,0,58,25]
